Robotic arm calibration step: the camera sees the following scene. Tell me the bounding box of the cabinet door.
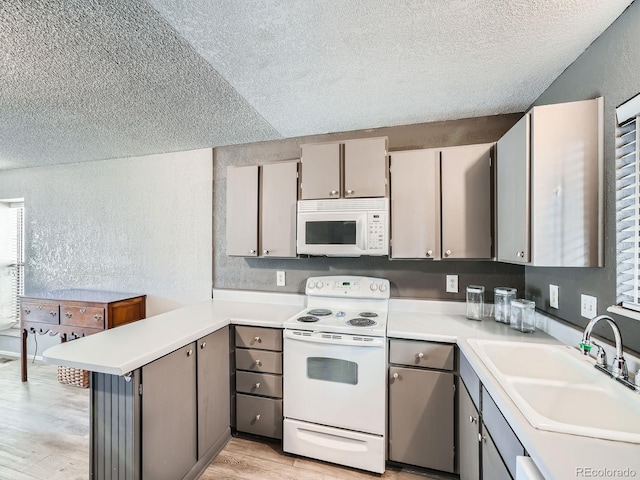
[390,149,440,259]
[142,343,197,480]
[458,382,480,480]
[388,366,454,473]
[261,161,298,257]
[197,327,230,459]
[482,423,513,480]
[344,137,388,198]
[300,143,341,199]
[441,144,493,259]
[226,165,258,256]
[497,114,530,263]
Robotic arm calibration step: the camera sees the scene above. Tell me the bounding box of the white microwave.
[296,198,389,257]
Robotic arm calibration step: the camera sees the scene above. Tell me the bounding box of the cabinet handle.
[254,336,261,343]
[79,308,86,314]
[255,414,261,421]
[479,433,485,442]
[346,189,354,195]
[426,250,433,257]
[38,305,43,310]
[417,352,424,359]
[329,190,338,196]
[255,360,262,367]
[200,342,206,349]
[469,415,477,424]
[517,251,525,258]
[392,372,399,379]
[65,312,72,318]
[93,314,102,321]
[249,249,256,254]
[263,249,269,255]
[187,349,193,357]
[24,309,31,314]
[444,250,452,257]
[254,382,261,389]
[50,311,57,316]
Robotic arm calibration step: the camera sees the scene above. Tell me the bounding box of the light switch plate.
[549,284,559,309]
[581,294,597,319]
[276,271,286,287]
[446,275,458,293]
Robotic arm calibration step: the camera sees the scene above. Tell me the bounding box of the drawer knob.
[93,314,102,321]
[255,360,262,367]
[200,342,207,349]
[329,190,338,196]
[263,250,269,255]
[65,312,72,318]
[392,373,399,379]
[254,382,261,389]
[469,415,477,424]
[426,250,433,257]
[254,336,261,343]
[250,249,256,254]
[38,305,43,310]
[50,311,57,316]
[79,308,86,314]
[444,250,452,257]
[346,189,354,195]
[187,349,193,357]
[24,309,31,314]
[255,414,261,421]
[417,352,424,359]
[479,433,485,443]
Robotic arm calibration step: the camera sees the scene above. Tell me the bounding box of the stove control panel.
[305,276,390,299]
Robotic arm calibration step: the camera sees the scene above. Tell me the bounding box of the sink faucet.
[579,314,628,380]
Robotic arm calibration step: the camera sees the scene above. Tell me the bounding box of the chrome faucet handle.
[612,356,628,380]
[591,341,607,367]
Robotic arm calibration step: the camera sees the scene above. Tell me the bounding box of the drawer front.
[21,302,60,325]
[235,349,282,374]
[236,394,282,439]
[482,387,525,479]
[236,371,282,398]
[460,351,481,409]
[235,326,282,351]
[60,305,105,329]
[389,339,454,370]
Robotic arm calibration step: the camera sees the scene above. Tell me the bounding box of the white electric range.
[282,275,390,474]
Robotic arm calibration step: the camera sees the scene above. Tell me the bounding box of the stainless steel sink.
[467,339,640,443]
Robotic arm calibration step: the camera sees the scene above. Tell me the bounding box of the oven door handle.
[283,330,385,347]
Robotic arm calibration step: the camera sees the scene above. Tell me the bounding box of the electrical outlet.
[581,294,597,319]
[549,284,559,309]
[276,271,286,287]
[446,275,458,293]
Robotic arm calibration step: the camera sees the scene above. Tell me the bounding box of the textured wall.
[0,149,213,317]
[214,115,525,301]
[525,1,640,352]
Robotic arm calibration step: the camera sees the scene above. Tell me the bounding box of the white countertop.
[43,292,640,479]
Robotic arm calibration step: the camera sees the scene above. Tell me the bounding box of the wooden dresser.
[20,290,146,381]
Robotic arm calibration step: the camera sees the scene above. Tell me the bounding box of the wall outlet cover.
[276,271,286,287]
[581,294,597,319]
[549,284,559,309]
[446,275,458,293]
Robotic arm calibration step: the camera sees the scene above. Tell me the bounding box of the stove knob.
[308,280,316,289]
[379,283,388,293]
[316,281,323,289]
[370,283,378,292]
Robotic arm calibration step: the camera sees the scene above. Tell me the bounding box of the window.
[616,93,640,311]
[0,201,24,330]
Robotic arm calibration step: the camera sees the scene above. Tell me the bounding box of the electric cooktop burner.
[347,318,377,327]
[297,315,319,323]
[307,309,332,316]
[359,312,378,318]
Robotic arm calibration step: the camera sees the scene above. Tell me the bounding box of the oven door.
[296,211,367,256]
[283,330,386,435]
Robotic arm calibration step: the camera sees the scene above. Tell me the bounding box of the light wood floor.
[0,357,446,480]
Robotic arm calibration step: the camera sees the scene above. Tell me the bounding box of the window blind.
[616,103,640,308]
[5,204,24,325]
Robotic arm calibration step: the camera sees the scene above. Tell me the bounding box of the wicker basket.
[57,366,89,388]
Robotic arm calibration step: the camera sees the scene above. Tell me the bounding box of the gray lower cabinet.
[458,382,480,480]
[481,423,512,480]
[388,339,455,473]
[90,327,231,480]
[234,326,283,439]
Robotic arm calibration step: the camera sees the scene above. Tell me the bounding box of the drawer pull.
[187,349,193,357]
[255,414,261,421]
[254,336,261,344]
[38,305,43,310]
[65,312,72,318]
[479,433,485,443]
[93,314,102,321]
[417,352,424,359]
[254,382,261,389]
[50,311,57,317]
[200,342,207,349]
[469,415,477,424]
[255,360,262,367]
[24,309,31,315]
[392,372,399,379]
[79,308,86,314]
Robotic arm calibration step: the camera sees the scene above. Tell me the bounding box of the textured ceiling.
[0,0,634,170]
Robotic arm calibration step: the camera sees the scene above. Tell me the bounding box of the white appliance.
[296,198,389,257]
[283,275,390,474]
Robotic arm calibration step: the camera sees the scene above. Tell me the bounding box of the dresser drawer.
[236,371,282,398]
[21,302,60,325]
[235,326,282,351]
[236,349,282,374]
[389,339,454,371]
[236,394,282,439]
[60,304,105,329]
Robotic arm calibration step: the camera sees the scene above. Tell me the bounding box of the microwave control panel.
[367,212,386,250]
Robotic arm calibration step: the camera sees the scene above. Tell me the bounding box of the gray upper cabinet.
[390,148,440,259]
[441,143,493,259]
[496,97,604,266]
[300,142,341,199]
[261,161,298,257]
[300,137,388,200]
[226,165,259,256]
[344,137,388,198]
[226,162,299,258]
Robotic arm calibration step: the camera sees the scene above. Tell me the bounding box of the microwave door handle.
[356,216,366,250]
